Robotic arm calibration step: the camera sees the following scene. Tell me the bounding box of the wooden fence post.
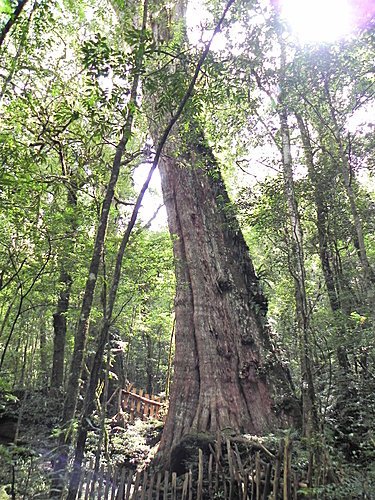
[171,472,177,500]
[226,440,234,499]
[188,469,193,500]
[208,453,213,498]
[124,469,133,500]
[77,467,85,499]
[255,451,261,500]
[283,436,292,500]
[84,460,94,500]
[147,470,156,499]
[262,463,272,500]
[103,466,112,499]
[110,468,119,500]
[97,463,105,499]
[139,469,147,500]
[155,471,162,500]
[197,448,203,500]
[163,470,169,500]
[272,438,283,500]
[182,472,189,500]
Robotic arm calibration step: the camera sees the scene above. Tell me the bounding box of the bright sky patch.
[279,0,352,42]
[278,0,375,43]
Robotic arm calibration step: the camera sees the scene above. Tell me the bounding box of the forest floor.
[0,389,375,499]
[0,389,164,498]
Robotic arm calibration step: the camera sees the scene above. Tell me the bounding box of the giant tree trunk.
[138,0,300,469]
[155,133,299,467]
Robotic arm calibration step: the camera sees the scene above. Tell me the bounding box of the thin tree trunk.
[323,77,375,290]
[296,114,351,372]
[296,114,340,312]
[277,34,318,440]
[0,0,30,48]
[0,244,51,373]
[64,4,152,496]
[94,347,111,471]
[60,35,146,430]
[51,24,148,495]
[0,1,35,104]
[40,320,48,386]
[51,269,72,389]
[51,186,78,390]
[144,330,154,395]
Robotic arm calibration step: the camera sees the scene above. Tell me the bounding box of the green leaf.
[0,0,12,14]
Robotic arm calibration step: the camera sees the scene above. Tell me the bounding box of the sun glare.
[280,0,353,43]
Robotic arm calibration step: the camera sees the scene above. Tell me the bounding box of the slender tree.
[51,178,79,390]
[0,0,30,48]
[276,34,318,439]
[51,5,151,493]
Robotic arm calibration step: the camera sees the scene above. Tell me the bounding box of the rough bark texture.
[155,133,299,467]
[139,0,300,468]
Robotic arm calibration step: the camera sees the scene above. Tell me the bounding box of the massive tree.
[127,0,300,467]
[155,130,298,466]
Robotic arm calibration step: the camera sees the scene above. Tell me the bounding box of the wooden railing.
[121,385,165,422]
[76,435,308,499]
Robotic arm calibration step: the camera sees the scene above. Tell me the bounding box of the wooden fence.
[76,435,306,499]
[121,385,165,422]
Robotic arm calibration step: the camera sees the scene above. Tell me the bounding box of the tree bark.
[154,131,299,467]
[51,269,72,389]
[51,19,148,495]
[296,114,353,372]
[136,0,300,469]
[144,331,154,395]
[39,320,48,386]
[105,0,301,472]
[0,1,35,104]
[61,46,144,428]
[51,185,78,390]
[277,108,317,439]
